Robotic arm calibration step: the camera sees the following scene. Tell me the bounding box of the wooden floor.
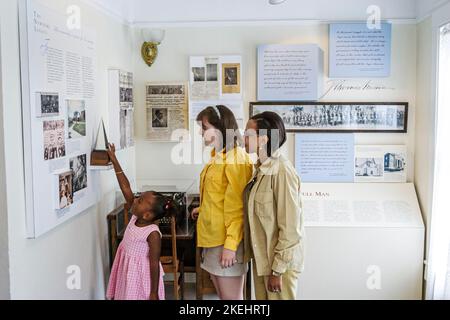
[164,282,219,300]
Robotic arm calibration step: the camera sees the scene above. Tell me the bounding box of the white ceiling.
[86,0,450,26]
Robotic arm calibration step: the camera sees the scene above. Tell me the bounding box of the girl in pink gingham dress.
[107,214,166,300]
[106,143,175,300]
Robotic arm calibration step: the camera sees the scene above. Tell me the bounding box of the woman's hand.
[191,207,200,220]
[107,143,118,163]
[150,292,159,300]
[268,275,283,294]
[220,248,237,269]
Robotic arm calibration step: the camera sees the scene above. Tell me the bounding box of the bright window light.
[430,22,450,300]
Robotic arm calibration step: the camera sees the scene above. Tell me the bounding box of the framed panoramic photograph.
[249,102,408,133]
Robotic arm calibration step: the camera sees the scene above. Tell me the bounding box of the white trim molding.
[84,0,421,27]
[416,0,450,23]
[131,18,418,29]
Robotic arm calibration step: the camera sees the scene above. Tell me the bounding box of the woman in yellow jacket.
[191,105,253,300]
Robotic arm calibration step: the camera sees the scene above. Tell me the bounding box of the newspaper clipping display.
[146,82,188,141]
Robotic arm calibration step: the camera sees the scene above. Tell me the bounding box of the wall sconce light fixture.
[141,29,165,67]
[269,0,287,4]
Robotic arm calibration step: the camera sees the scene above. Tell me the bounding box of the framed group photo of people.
[249,102,408,133]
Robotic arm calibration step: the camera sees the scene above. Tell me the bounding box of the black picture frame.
[249,102,408,133]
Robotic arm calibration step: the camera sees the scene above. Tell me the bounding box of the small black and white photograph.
[151,108,168,128]
[58,171,73,209]
[250,103,408,133]
[119,71,133,87]
[192,67,206,82]
[384,153,406,173]
[43,120,66,161]
[120,87,133,103]
[355,158,384,178]
[119,109,135,149]
[70,154,88,193]
[224,66,238,86]
[36,92,59,117]
[222,63,241,94]
[207,63,218,81]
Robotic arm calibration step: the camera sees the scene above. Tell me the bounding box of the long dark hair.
[250,112,287,157]
[196,105,242,152]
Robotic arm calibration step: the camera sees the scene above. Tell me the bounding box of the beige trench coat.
[244,149,305,276]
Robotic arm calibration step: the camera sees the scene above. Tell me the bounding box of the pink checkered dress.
[106,215,165,300]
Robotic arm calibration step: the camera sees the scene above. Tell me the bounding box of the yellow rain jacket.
[197,146,253,251]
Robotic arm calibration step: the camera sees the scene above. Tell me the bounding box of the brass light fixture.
[141,29,165,67]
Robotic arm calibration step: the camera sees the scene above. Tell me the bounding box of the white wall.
[0,26,11,300]
[133,24,417,185]
[1,0,135,299]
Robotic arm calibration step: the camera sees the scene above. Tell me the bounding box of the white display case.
[296,183,425,300]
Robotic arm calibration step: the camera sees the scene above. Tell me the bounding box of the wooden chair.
[107,204,128,269]
[108,204,185,300]
[195,247,217,300]
[160,215,185,300]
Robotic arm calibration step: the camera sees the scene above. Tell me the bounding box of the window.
[430,22,450,300]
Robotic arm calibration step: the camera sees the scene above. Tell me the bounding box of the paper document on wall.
[329,23,392,78]
[189,55,242,102]
[295,133,355,183]
[257,44,324,101]
[146,82,189,141]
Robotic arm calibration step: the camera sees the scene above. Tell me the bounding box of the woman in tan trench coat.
[243,111,305,300]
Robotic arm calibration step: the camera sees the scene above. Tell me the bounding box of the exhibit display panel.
[257,44,324,101]
[297,183,425,300]
[19,0,97,238]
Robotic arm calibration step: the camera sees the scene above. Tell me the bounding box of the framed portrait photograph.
[222,63,241,94]
[249,102,408,133]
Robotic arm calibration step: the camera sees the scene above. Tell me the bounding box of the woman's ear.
[258,135,269,148]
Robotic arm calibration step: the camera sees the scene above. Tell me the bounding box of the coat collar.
[256,149,283,175]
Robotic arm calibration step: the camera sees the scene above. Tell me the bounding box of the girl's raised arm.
[107,143,135,208]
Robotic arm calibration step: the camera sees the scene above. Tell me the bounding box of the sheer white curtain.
[429,22,450,300]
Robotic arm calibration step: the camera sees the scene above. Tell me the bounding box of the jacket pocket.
[205,169,225,193]
[254,191,273,218]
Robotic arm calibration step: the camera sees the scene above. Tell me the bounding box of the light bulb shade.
[269,0,286,4]
[141,28,165,44]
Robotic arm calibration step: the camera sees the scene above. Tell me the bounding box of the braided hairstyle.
[149,191,178,221]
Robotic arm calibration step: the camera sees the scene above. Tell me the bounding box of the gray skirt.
[201,242,248,277]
